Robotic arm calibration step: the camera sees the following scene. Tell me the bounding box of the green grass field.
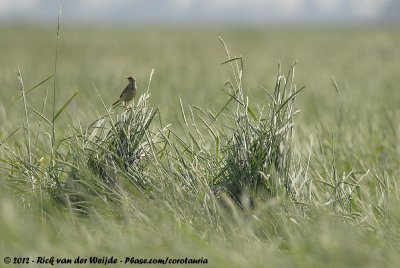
[1,25,400,267]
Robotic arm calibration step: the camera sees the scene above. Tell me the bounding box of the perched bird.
[113,76,137,107]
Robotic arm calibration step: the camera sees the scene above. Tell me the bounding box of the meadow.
[1,25,400,267]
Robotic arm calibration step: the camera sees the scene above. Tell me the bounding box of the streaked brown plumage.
[113,76,137,106]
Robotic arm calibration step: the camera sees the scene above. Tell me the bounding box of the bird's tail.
[112,100,121,106]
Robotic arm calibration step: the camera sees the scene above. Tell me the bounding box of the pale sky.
[0,0,397,25]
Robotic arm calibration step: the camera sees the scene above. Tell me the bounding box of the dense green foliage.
[1,26,400,267]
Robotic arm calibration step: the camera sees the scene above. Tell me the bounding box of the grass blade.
[274,86,305,116]
[330,75,342,96]
[0,128,21,144]
[29,106,53,126]
[15,74,54,101]
[53,91,78,121]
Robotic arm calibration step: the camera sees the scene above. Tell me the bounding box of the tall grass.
[1,24,305,225]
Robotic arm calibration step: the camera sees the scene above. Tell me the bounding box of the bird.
[112,76,137,107]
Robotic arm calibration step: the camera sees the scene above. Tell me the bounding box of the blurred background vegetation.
[1,26,399,134]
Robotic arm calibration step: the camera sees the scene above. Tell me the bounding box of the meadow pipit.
[113,76,137,107]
